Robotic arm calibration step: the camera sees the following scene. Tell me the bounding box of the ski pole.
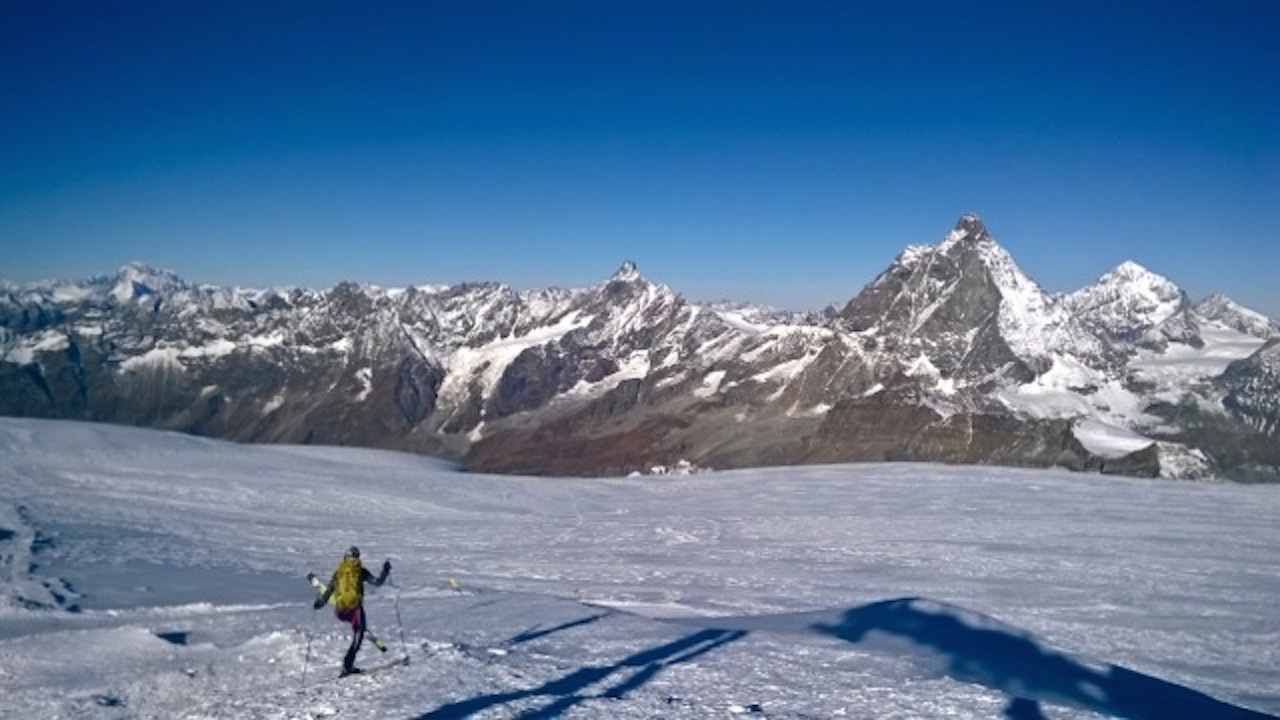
[302,627,314,688]
[391,578,410,661]
[302,576,324,688]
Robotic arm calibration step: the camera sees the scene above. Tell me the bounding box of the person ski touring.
[309,545,392,676]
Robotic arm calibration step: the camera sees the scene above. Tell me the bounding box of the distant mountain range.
[3,215,1278,480]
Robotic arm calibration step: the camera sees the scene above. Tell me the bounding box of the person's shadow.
[813,597,1275,719]
[417,627,746,719]
[416,596,1275,719]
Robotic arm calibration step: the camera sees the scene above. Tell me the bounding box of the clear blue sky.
[3,1,1277,315]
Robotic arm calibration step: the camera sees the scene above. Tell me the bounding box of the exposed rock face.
[809,401,1090,468]
[842,216,1027,381]
[841,215,1114,383]
[396,355,443,426]
[1220,340,1280,437]
[3,218,1278,481]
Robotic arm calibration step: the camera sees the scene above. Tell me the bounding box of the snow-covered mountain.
[1064,260,1200,352]
[1221,340,1280,438]
[840,214,1117,386]
[1196,293,1280,339]
[2,216,1278,480]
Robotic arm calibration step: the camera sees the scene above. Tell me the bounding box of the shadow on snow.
[812,597,1275,720]
[507,612,609,647]
[417,628,746,719]
[415,595,1274,719]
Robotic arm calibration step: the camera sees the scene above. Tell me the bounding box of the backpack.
[331,558,364,610]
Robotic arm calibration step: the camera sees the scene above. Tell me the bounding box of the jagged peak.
[1077,262,1186,313]
[1195,293,1260,318]
[1098,260,1176,287]
[1197,293,1232,310]
[934,216,1038,291]
[1063,259,1194,347]
[940,213,990,249]
[611,261,642,283]
[862,215,1038,302]
[1111,259,1149,276]
[116,261,178,281]
[955,212,987,235]
[1194,293,1279,337]
[111,262,188,302]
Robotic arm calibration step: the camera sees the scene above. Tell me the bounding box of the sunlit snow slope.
[1,418,1276,718]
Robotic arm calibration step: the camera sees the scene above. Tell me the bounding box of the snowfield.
[0,418,1277,719]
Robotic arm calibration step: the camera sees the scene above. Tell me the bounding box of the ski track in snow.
[0,418,1277,719]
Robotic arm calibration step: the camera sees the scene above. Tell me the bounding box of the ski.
[300,656,410,690]
[342,655,410,679]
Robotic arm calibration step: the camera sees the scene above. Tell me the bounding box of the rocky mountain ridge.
[3,215,1277,480]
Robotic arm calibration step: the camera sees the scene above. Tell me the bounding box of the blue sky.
[2,1,1277,315]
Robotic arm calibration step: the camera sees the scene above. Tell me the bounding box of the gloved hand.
[382,560,392,574]
[313,597,325,610]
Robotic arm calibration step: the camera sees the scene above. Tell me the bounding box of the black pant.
[336,605,366,671]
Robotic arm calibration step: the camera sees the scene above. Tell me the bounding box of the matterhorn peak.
[955,212,987,235]
[611,261,642,283]
[939,213,992,251]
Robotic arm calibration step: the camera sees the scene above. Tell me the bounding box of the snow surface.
[1071,419,1153,459]
[1129,323,1267,390]
[999,324,1268,450]
[998,355,1143,422]
[566,352,652,400]
[693,370,727,399]
[712,310,770,336]
[353,367,374,402]
[439,310,594,407]
[0,418,1277,719]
